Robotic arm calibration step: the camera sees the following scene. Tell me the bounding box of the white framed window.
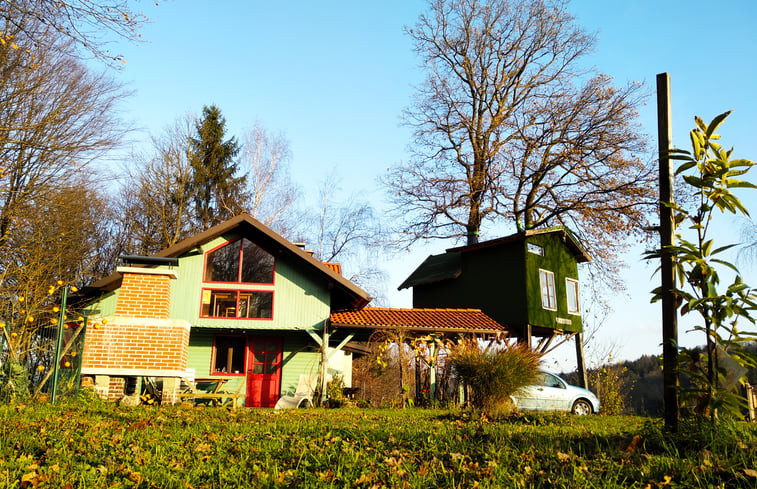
[527,243,544,256]
[566,278,580,315]
[539,269,557,311]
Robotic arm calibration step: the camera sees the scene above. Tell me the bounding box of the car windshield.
[537,373,564,388]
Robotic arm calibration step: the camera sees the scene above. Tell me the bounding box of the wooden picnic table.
[178,377,246,408]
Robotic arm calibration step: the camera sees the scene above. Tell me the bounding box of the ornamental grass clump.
[450,339,541,415]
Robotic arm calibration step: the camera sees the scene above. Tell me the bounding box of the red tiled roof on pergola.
[330,307,504,334]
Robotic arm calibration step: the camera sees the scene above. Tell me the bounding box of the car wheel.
[571,399,592,415]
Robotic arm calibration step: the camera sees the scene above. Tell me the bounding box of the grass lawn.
[1,401,757,488]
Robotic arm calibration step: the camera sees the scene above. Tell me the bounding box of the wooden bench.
[179,377,245,408]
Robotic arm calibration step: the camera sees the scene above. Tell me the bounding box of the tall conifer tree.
[189,105,247,230]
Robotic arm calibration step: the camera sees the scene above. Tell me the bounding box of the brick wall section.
[115,271,172,319]
[108,377,126,400]
[82,268,189,373]
[82,320,190,371]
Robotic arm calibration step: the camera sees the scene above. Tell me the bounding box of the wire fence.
[1,287,86,403]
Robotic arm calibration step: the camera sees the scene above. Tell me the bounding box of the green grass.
[1,402,756,488]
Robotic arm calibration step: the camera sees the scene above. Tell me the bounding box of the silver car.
[512,372,600,415]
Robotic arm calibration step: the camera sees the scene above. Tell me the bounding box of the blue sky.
[106,0,757,367]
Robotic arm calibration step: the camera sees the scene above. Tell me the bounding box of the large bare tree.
[0,16,126,253]
[386,0,655,274]
[115,116,195,255]
[303,173,388,304]
[1,0,147,65]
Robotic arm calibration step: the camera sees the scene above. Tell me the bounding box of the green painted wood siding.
[524,234,583,333]
[412,233,582,333]
[413,241,528,327]
[168,233,331,331]
[186,330,324,401]
[83,290,119,317]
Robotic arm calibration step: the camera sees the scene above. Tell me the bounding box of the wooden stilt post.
[575,333,588,389]
[657,72,679,432]
[523,324,532,349]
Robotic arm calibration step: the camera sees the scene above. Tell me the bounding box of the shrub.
[326,374,345,408]
[450,339,540,414]
[588,362,635,415]
[0,358,30,402]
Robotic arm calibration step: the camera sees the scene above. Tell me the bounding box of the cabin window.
[539,269,557,311]
[204,238,275,284]
[213,335,246,375]
[566,278,580,315]
[527,243,544,256]
[201,289,273,319]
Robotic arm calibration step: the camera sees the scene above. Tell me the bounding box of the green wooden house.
[80,214,371,407]
[398,227,591,350]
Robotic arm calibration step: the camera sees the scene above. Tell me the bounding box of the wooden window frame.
[211,335,247,376]
[200,288,274,320]
[539,269,557,311]
[202,238,276,285]
[566,278,580,315]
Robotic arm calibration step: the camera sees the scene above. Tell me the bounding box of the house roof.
[88,213,371,311]
[398,226,591,290]
[330,307,504,334]
[323,262,342,275]
[447,226,591,262]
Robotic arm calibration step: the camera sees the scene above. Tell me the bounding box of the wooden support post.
[575,333,588,389]
[320,321,329,406]
[657,72,679,432]
[429,339,438,403]
[523,324,532,349]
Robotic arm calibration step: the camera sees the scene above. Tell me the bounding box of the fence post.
[50,286,69,404]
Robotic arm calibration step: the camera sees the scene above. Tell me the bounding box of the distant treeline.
[564,343,757,416]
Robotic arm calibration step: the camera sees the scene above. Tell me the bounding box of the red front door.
[246,337,282,407]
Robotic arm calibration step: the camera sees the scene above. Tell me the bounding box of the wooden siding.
[169,233,331,331]
[412,240,527,327]
[524,233,582,333]
[83,289,119,317]
[185,330,330,402]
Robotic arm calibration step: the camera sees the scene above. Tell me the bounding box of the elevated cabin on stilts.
[398,227,592,386]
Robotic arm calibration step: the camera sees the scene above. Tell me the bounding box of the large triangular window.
[204,238,275,284]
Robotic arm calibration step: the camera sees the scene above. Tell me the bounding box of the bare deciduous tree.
[386,0,655,280]
[1,0,147,65]
[0,178,113,364]
[115,116,195,255]
[0,16,126,254]
[303,173,388,304]
[240,123,298,235]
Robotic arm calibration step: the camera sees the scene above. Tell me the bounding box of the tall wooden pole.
[657,72,679,432]
[51,286,69,404]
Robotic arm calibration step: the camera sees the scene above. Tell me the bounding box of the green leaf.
[710,244,736,255]
[682,175,704,187]
[705,110,732,139]
[729,158,756,168]
[695,116,707,133]
[702,239,713,256]
[690,130,702,159]
[724,179,757,189]
[675,161,697,174]
[711,259,739,274]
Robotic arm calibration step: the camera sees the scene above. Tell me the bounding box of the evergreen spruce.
[189,105,247,230]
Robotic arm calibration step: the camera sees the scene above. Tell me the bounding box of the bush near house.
[450,339,540,414]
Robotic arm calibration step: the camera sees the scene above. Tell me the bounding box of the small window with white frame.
[566,278,580,315]
[539,269,557,311]
[527,242,544,256]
